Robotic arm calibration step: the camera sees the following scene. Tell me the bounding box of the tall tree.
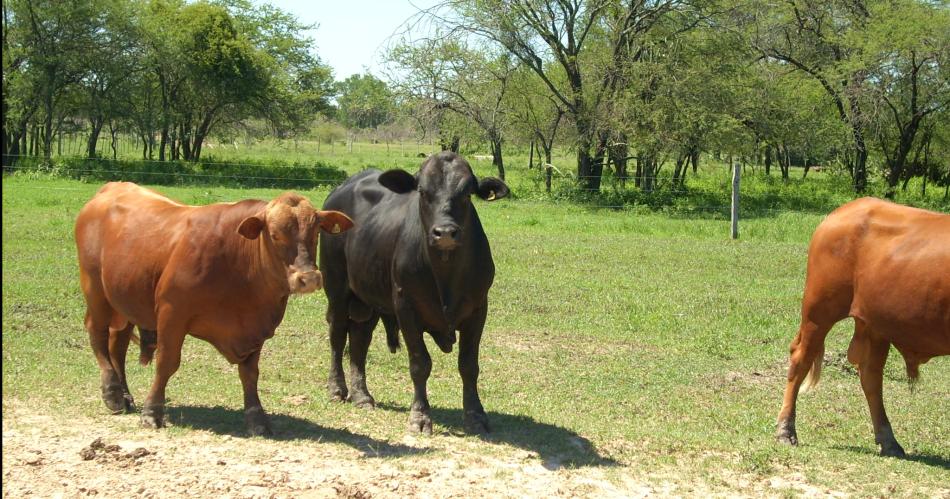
[445,0,692,190]
[335,73,394,130]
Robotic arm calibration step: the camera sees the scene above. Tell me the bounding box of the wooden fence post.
[731,160,740,240]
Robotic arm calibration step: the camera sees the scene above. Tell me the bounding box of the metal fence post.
[731,160,740,239]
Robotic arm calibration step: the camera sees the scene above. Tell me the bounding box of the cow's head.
[378,152,509,252]
[237,193,354,294]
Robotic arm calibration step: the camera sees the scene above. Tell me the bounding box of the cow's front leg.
[239,349,272,437]
[397,307,432,434]
[458,304,489,434]
[141,318,186,429]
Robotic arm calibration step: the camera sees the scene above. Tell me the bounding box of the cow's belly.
[851,257,950,355]
[188,311,277,364]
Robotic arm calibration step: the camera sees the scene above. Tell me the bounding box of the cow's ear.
[238,216,265,240]
[317,210,354,234]
[378,169,417,194]
[475,177,510,201]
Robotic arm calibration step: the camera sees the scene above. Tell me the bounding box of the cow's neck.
[422,235,471,328]
[248,235,291,299]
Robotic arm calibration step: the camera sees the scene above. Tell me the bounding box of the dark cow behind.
[75,182,353,435]
[320,152,509,433]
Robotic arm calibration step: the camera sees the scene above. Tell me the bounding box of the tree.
[441,0,695,190]
[859,0,950,197]
[751,0,877,192]
[335,73,394,130]
[388,35,516,178]
[3,0,105,161]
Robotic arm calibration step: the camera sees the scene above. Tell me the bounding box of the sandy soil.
[1,403,873,498]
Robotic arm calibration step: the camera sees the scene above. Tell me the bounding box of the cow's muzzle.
[289,268,322,294]
[430,224,461,251]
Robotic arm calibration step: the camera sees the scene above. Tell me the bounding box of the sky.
[255,0,441,81]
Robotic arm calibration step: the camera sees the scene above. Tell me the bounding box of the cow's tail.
[800,343,824,393]
[381,315,400,353]
[137,328,158,365]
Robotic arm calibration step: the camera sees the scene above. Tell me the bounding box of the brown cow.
[75,182,353,435]
[776,197,950,457]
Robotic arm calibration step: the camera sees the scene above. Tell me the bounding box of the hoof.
[880,442,906,458]
[775,421,798,446]
[328,383,348,403]
[463,410,490,435]
[408,411,433,435]
[102,385,133,414]
[347,392,376,409]
[245,406,273,437]
[776,432,798,446]
[140,405,164,429]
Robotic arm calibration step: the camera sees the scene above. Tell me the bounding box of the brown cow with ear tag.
[75,182,353,435]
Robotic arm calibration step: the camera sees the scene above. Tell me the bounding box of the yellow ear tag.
[332,223,341,234]
[487,190,496,201]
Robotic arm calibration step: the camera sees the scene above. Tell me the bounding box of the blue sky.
[256,0,440,81]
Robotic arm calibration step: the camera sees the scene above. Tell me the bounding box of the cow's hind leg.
[80,273,129,414]
[347,313,379,408]
[776,319,833,446]
[108,322,136,412]
[141,313,186,429]
[855,334,906,458]
[239,349,272,437]
[458,304,490,434]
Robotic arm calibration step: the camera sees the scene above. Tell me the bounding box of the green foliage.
[335,74,394,129]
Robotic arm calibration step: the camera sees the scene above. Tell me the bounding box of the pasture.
[2,161,948,496]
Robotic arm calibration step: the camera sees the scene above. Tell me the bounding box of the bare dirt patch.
[2,402,868,498]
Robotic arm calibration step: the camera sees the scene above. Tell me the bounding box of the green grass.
[3,169,949,495]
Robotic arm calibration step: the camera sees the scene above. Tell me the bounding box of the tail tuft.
[138,328,157,366]
[800,344,824,394]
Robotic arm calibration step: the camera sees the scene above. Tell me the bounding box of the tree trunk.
[528,139,535,169]
[489,134,505,180]
[87,119,104,159]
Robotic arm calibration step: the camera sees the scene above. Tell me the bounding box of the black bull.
[319,152,510,434]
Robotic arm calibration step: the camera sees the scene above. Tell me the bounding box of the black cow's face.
[378,152,509,252]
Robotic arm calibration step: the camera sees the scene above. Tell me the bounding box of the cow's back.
[805,198,950,354]
[321,170,413,313]
[76,183,192,328]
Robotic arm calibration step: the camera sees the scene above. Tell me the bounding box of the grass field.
[2,160,949,496]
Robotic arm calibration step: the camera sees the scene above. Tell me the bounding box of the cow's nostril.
[433,225,460,239]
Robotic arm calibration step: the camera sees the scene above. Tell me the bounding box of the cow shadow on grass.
[832,445,950,470]
[374,402,615,469]
[167,405,424,458]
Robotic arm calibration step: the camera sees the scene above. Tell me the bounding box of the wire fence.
[4,153,946,216]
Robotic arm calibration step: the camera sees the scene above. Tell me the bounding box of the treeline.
[384,0,950,197]
[2,0,334,165]
[3,0,949,198]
